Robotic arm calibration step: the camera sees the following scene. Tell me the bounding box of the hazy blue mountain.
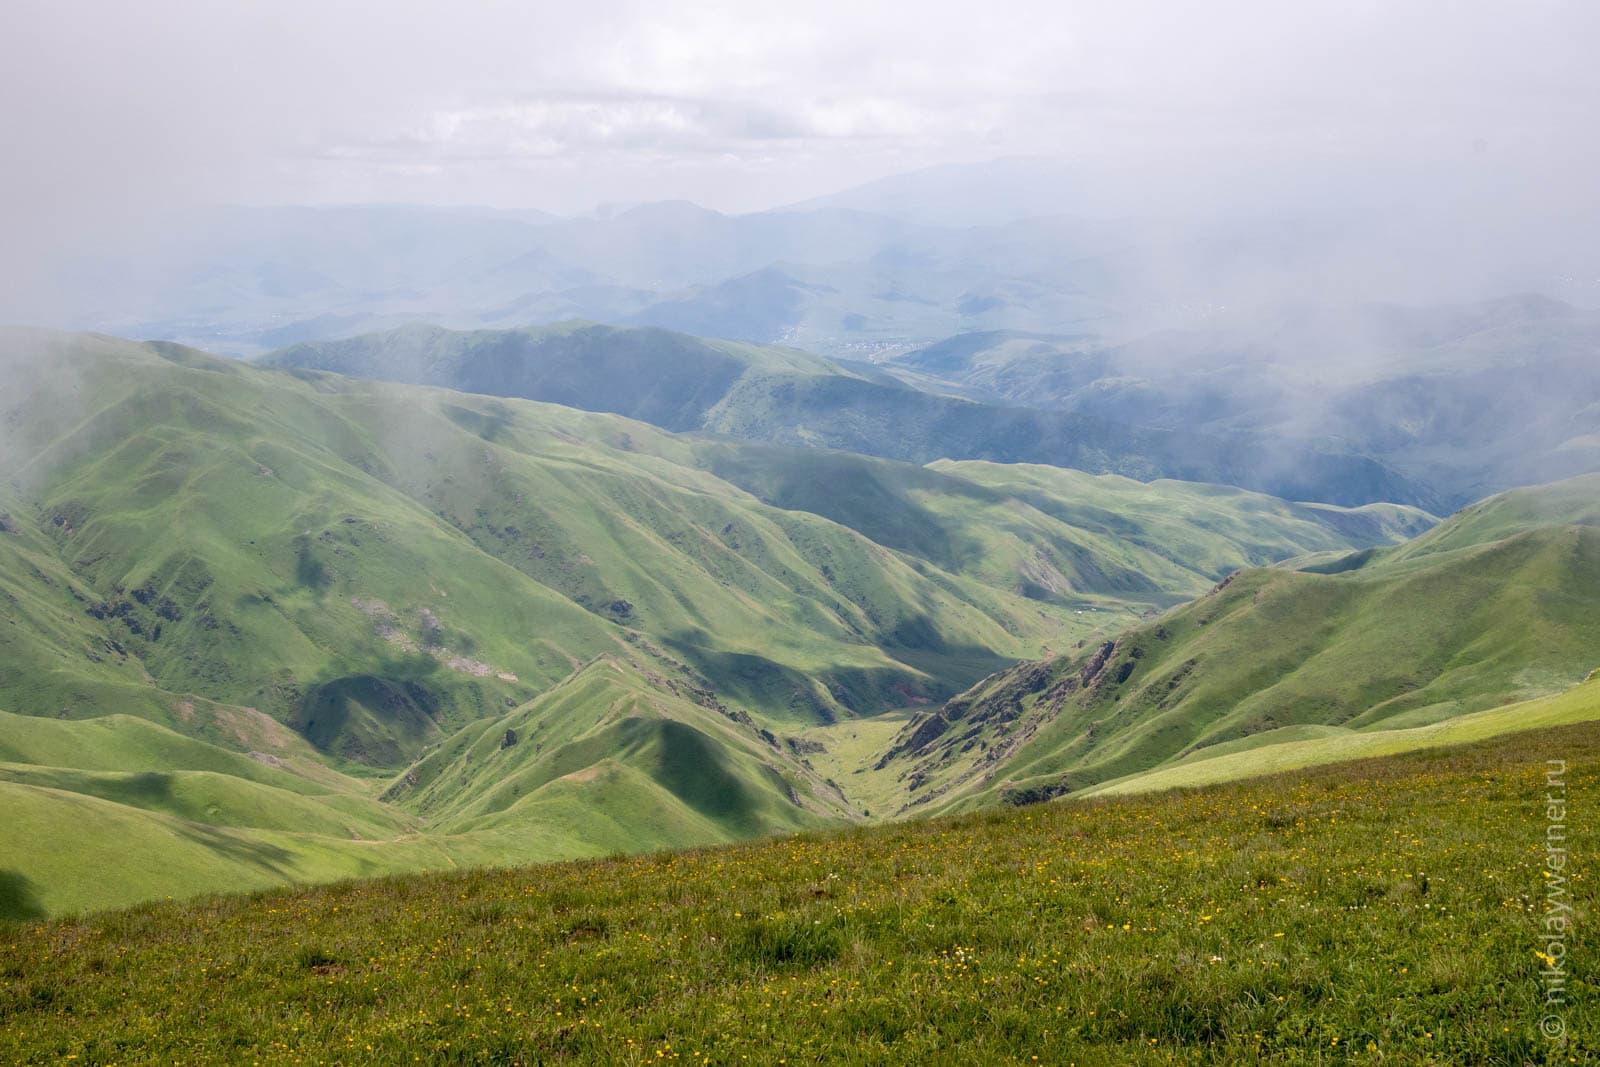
[891,295,1600,507]
[31,172,1139,358]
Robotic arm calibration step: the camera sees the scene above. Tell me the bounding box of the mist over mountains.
[7,4,1600,1061]
[20,155,1589,517]
[43,157,1599,361]
[260,285,1600,512]
[260,321,1436,510]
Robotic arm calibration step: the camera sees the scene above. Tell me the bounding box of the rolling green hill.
[262,321,1438,508]
[1079,670,1600,798]
[4,328,1062,745]
[0,328,1593,927]
[4,718,1593,1063]
[3,328,1418,741]
[1373,471,1600,565]
[381,657,849,849]
[0,656,849,919]
[877,473,1600,814]
[0,327,1425,914]
[0,709,441,917]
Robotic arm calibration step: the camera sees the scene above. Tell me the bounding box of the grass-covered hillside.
[264,322,1437,508]
[878,473,1600,813]
[0,328,1417,914]
[264,321,845,433]
[0,656,849,920]
[2,719,1593,1064]
[1081,670,1600,799]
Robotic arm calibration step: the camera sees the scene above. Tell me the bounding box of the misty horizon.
[5,2,1599,322]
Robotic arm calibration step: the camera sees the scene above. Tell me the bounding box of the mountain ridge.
[873,473,1600,814]
[263,321,1439,509]
[0,326,1442,914]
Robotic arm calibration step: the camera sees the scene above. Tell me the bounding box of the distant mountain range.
[63,197,1124,358]
[55,157,1595,362]
[260,297,1600,510]
[887,294,1600,507]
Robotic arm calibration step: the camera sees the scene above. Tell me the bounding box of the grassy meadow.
[2,720,1593,1064]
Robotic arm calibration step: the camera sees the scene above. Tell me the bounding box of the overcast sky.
[2,0,1597,293]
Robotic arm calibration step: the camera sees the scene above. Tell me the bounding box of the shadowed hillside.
[263,322,1438,508]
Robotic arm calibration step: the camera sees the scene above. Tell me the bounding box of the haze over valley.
[2,2,1597,1062]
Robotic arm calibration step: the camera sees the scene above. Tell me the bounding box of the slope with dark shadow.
[264,322,1437,508]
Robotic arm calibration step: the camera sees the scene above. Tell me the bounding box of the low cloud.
[1,0,1596,316]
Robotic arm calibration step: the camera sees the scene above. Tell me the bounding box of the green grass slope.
[878,474,1600,813]
[384,657,849,845]
[2,328,1083,749]
[0,710,361,796]
[1376,471,1600,566]
[924,461,1435,595]
[1082,670,1600,797]
[3,719,1592,1063]
[692,451,1432,615]
[0,660,847,918]
[0,709,454,917]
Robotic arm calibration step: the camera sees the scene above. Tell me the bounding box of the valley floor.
[3,719,1593,1064]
